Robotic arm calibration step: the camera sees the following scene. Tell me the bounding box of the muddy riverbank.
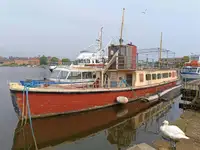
[153,110,200,150]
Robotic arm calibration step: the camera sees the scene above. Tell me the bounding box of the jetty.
[181,79,200,109]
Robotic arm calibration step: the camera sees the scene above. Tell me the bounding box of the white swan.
[160,120,189,141]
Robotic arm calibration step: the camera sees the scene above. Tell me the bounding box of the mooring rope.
[20,87,26,127]
[23,86,38,150]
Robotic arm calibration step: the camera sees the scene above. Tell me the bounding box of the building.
[160,57,188,68]
[161,57,185,64]
[0,56,7,64]
[1,56,62,66]
[28,57,40,66]
[2,57,40,66]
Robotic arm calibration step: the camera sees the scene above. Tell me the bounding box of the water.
[0,67,183,150]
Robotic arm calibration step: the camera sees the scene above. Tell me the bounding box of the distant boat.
[180,55,200,81]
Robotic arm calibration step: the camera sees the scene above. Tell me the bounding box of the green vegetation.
[50,57,59,63]
[62,58,70,63]
[40,55,48,65]
[182,56,189,63]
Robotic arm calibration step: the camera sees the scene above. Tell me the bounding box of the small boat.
[9,9,179,119]
[180,55,200,81]
[49,27,110,72]
[49,63,57,72]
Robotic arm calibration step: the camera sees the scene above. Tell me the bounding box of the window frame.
[146,74,151,81]
[152,74,156,80]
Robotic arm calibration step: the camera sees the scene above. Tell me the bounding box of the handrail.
[103,50,119,74]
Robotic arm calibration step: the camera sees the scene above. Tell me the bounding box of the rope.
[24,86,38,150]
[20,88,25,127]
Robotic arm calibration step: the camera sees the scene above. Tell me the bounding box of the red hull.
[11,81,177,118]
[12,100,161,150]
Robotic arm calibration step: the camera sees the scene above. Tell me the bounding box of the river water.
[0,67,183,150]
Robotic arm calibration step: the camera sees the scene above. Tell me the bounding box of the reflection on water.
[12,95,181,150]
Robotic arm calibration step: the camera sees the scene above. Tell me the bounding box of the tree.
[40,55,48,65]
[62,58,70,63]
[50,57,59,63]
[183,56,189,63]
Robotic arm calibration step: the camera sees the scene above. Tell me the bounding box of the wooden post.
[101,70,104,87]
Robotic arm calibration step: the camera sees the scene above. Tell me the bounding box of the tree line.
[40,55,70,65]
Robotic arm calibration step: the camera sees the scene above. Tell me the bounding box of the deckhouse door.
[126,74,132,86]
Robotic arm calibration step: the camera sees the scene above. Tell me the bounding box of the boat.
[9,8,179,119]
[49,27,111,72]
[12,89,180,150]
[180,54,200,81]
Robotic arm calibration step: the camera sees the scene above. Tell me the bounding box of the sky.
[0,0,200,59]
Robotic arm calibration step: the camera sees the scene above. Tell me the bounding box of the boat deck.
[9,79,177,93]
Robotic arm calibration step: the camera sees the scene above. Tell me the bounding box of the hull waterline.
[10,81,177,119]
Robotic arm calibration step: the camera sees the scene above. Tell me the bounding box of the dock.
[153,110,200,150]
[181,79,200,108]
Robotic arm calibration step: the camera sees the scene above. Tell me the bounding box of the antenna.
[159,32,162,68]
[119,8,125,45]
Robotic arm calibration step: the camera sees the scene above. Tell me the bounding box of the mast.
[100,27,103,50]
[119,8,125,45]
[97,27,103,51]
[159,32,162,68]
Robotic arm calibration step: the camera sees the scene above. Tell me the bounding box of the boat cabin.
[48,43,178,89]
[102,69,177,88]
[181,66,200,74]
[49,66,102,84]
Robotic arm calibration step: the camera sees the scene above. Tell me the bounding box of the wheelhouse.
[49,67,100,83]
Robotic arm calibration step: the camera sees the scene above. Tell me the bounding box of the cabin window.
[59,71,69,79]
[146,74,151,81]
[87,59,90,63]
[68,72,81,80]
[152,74,156,80]
[157,73,161,79]
[50,70,60,79]
[92,72,96,79]
[169,72,172,77]
[139,73,144,82]
[162,73,168,78]
[82,72,92,79]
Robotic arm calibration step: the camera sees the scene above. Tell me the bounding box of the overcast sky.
[0,0,200,59]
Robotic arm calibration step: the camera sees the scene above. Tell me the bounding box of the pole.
[159,32,163,68]
[167,50,168,68]
[119,8,125,45]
